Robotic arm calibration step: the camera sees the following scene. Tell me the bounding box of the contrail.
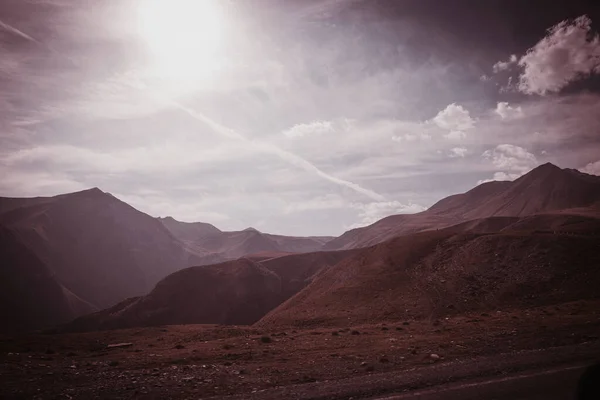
[0,19,39,43]
[4,19,386,202]
[170,101,386,202]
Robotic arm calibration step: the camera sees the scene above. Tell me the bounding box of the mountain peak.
[59,187,106,199]
[532,162,561,172]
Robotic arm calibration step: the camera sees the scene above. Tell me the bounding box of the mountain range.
[2,163,600,333]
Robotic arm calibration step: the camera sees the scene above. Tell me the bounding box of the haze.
[1,0,600,236]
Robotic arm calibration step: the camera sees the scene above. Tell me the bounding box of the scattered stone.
[351,330,360,335]
[174,344,185,349]
[430,354,441,361]
[402,322,410,326]
[360,362,368,367]
[108,361,119,367]
[107,343,133,349]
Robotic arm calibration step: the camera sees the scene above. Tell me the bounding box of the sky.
[1,0,600,236]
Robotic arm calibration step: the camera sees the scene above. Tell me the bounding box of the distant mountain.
[258,222,600,329]
[63,249,354,332]
[324,163,600,250]
[0,189,338,332]
[158,216,333,261]
[0,226,95,333]
[0,188,199,314]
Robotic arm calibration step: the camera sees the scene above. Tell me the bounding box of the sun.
[137,0,226,82]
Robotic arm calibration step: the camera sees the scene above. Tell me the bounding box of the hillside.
[0,188,199,312]
[0,226,95,333]
[258,223,600,328]
[63,249,355,332]
[324,163,600,250]
[159,216,333,261]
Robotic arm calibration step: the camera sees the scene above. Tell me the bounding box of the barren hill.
[63,249,355,332]
[258,224,600,329]
[324,163,600,250]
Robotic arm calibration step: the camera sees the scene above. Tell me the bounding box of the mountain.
[158,216,333,262]
[0,226,95,333]
[0,188,199,313]
[324,163,600,250]
[63,249,355,332]
[0,189,337,332]
[258,221,600,329]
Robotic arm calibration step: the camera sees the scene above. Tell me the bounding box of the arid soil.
[2,299,599,399]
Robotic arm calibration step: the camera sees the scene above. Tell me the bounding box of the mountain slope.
[0,226,95,333]
[0,189,199,311]
[324,163,600,250]
[63,249,355,332]
[159,217,333,262]
[258,225,600,329]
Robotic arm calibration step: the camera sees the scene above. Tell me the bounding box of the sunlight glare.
[137,0,226,83]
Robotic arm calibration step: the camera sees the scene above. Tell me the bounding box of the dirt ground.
[1,299,599,399]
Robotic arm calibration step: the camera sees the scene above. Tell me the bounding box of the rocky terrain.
[1,299,599,399]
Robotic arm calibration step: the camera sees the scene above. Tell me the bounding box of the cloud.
[431,103,474,140]
[283,120,335,138]
[172,101,386,201]
[492,54,518,73]
[392,132,432,142]
[479,144,538,183]
[444,130,467,140]
[348,200,426,229]
[580,161,600,176]
[517,15,600,95]
[283,194,347,213]
[449,147,468,158]
[495,102,524,119]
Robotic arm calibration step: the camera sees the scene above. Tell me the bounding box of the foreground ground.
[1,299,600,399]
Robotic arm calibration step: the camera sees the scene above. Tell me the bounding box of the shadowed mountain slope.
[0,226,95,333]
[63,249,355,332]
[0,189,198,311]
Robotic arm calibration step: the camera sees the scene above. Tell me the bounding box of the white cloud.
[444,130,467,140]
[348,200,426,228]
[492,54,518,73]
[449,147,468,158]
[431,103,474,140]
[283,194,347,213]
[479,144,538,183]
[392,132,432,142]
[580,160,600,176]
[517,15,600,95]
[283,120,335,138]
[495,102,524,119]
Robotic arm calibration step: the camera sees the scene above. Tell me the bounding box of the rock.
[430,354,441,361]
[107,343,133,349]
[360,362,368,366]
